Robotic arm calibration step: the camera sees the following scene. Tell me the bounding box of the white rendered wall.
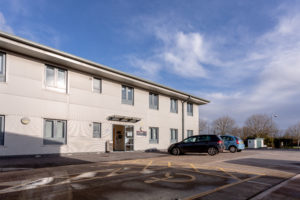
[0,52,200,156]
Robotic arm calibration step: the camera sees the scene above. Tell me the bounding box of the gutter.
[0,31,210,105]
[182,96,191,140]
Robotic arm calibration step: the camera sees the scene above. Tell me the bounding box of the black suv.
[168,135,225,156]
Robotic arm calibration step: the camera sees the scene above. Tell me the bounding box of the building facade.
[0,32,209,156]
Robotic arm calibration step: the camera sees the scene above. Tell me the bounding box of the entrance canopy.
[107,115,141,123]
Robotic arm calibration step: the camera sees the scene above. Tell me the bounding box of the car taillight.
[218,140,223,144]
[236,139,239,144]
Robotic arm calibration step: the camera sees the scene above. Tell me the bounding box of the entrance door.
[113,125,125,151]
[125,126,134,151]
[113,125,134,151]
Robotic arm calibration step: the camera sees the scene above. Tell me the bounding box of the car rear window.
[210,135,222,141]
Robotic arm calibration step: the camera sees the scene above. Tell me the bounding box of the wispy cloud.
[0,12,14,34]
[128,26,212,80]
[127,4,300,129]
[200,9,300,128]
[0,1,62,49]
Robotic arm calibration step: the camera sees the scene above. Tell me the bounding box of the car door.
[179,137,197,153]
[193,135,209,152]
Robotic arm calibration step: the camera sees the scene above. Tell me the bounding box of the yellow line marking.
[184,175,262,200]
[143,160,153,171]
[190,164,200,173]
[106,168,122,177]
[181,168,231,179]
[145,172,196,184]
[219,167,241,180]
[168,162,171,167]
[195,165,266,176]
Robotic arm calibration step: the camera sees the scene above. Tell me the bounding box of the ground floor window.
[170,128,178,143]
[44,119,67,145]
[0,115,4,145]
[149,127,159,144]
[187,130,193,138]
[93,122,101,138]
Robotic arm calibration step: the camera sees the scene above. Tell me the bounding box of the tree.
[244,114,278,138]
[232,127,243,138]
[212,116,236,135]
[199,118,208,134]
[285,122,300,148]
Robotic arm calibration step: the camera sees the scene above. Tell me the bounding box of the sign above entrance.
[107,115,141,123]
[137,131,147,136]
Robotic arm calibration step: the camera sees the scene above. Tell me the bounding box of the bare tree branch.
[212,116,236,135]
[198,118,208,134]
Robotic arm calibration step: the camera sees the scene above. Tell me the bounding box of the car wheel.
[229,146,237,153]
[171,147,180,155]
[208,147,218,156]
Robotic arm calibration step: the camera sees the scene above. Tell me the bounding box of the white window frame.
[149,127,159,144]
[0,115,4,146]
[149,93,159,110]
[0,52,6,82]
[45,65,68,93]
[170,128,178,143]
[187,103,193,116]
[93,122,101,138]
[43,119,67,145]
[170,98,178,113]
[122,85,134,105]
[187,130,193,138]
[93,77,102,93]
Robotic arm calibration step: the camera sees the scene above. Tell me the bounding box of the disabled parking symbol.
[145,172,196,184]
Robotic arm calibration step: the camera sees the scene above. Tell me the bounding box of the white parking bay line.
[247,180,272,186]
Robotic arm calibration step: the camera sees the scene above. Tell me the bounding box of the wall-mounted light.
[21,117,31,125]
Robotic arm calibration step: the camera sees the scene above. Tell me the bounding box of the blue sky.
[1,0,300,129]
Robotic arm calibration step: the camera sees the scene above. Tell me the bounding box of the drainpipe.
[182,96,191,140]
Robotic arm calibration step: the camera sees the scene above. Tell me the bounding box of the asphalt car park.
[0,150,299,200]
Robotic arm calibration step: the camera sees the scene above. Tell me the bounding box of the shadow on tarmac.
[226,158,300,174]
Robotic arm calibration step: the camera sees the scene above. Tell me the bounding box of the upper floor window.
[93,122,101,138]
[93,77,102,93]
[0,52,6,82]
[170,128,178,143]
[0,115,4,146]
[45,65,67,93]
[187,103,193,116]
[149,127,159,144]
[187,130,193,138]
[122,85,134,105]
[149,93,159,110]
[170,98,178,113]
[44,119,67,145]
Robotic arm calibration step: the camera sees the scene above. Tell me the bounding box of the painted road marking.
[106,168,122,177]
[247,180,272,186]
[0,177,54,194]
[143,160,153,171]
[184,175,262,200]
[0,159,267,197]
[219,167,241,180]
[190,164,200,173]
[145,172,196,184]
[0,168,124,194]
[182,168,232,179]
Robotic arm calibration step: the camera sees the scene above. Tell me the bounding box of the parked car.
[220,135,245,153]
[168,135,225,156]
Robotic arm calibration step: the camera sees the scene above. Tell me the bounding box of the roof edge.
[0,31,210,104]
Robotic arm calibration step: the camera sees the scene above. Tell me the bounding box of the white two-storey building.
[0,31,209,156]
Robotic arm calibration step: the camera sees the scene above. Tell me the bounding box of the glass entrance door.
[125,126,134,151]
